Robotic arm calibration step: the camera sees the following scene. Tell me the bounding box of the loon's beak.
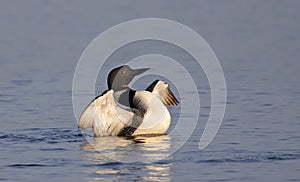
[132,68,149,76]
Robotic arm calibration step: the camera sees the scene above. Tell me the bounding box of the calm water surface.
[1,1,300,181]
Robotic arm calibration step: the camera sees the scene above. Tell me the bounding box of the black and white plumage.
[78,65,179,137]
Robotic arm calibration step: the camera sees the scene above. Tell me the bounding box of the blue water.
[1,1,300,181]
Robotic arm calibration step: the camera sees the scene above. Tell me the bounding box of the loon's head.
[107,65,149,91]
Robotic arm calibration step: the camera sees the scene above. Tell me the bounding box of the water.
[1,1,300,181]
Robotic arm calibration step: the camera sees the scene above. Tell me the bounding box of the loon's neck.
[113,87,136,107]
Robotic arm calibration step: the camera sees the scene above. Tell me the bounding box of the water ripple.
[196,151,300,163]
[0,94,16,103]
[0,128,84,144]
[11,79,33,86]
[6,163,56,168]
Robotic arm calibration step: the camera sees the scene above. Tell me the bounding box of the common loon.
[78,65,179,137]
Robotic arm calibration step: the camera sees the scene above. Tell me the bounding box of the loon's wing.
[78,90,136,137]
[146,80,179,106]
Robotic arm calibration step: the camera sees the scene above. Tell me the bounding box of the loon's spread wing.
[146,80,179,106]
[78,90,137,137]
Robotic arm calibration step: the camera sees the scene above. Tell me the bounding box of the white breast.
[132,91,171,136]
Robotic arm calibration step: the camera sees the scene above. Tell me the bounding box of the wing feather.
[146,80,179,106]
[78,90,135,137]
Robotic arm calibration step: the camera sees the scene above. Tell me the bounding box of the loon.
[78,65,179,137]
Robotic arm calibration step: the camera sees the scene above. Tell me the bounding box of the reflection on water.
[80,135,172,181]
[81,135,172,163]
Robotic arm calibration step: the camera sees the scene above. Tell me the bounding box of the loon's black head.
[107,65,149,91]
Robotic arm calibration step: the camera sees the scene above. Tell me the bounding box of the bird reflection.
[80,135,172,181]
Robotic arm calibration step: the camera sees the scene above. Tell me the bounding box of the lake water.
[1,1,300,181]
